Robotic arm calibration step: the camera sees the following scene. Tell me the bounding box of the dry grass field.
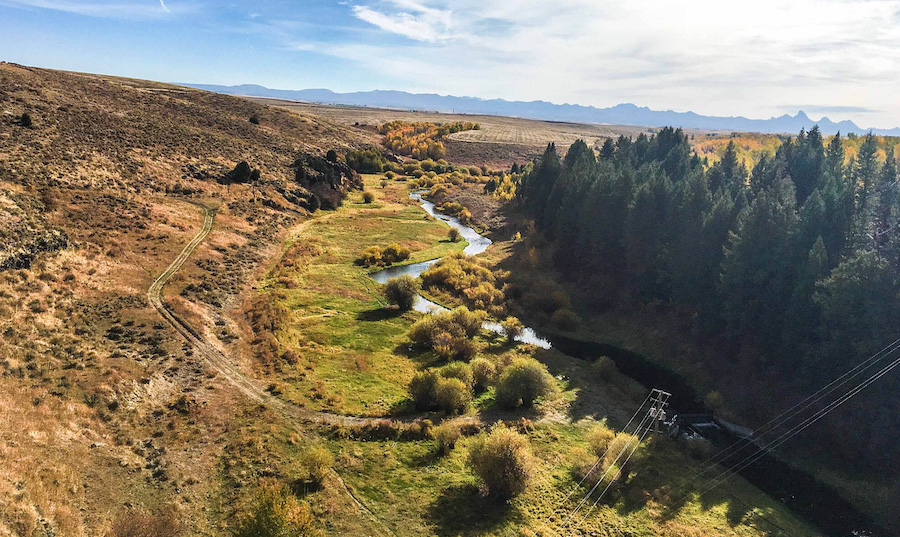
[249,99,721,167]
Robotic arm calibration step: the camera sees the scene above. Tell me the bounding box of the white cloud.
[333,0,900,126]
[3,0,188,19]
[351,0,457,42]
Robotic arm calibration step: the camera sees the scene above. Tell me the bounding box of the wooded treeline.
[519,127,900,468]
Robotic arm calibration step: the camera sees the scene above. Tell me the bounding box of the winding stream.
[367,191,884,537]
[368,192,551,348]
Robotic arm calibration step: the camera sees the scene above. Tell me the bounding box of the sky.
[3,0,900,128]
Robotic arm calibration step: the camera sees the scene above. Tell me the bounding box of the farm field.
[249,98,723,166]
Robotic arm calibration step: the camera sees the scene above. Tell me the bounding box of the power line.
[556,390,669,535]
[662,340,900,526]
[686,336,900,484]
[535,392,654,537]
[699,345,900,497]
[568,391,669,535]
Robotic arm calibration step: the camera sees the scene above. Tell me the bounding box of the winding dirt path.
[148,202,396,535]
[147,203,362,425]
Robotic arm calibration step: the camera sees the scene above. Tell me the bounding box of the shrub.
[222,161,260,184]
[467,424,534,499]
[326,149,338,162]
[356,243,411,267]
[551,308,580,331]
[384,275,418,311]
[448,227,461,242]
[585,423,615,457]
[592,356,619,382]
[108,506,181,537]
[470,357,497,392]
[435,377,471,414]
[433,420,462,454]
[421,253,507,315]
[440,361,473,389]
[344,147,386,173]
[409,370,440,410]
[384,171,396,179]
[495,358,557,409]
[19,113,32,128]
[500,316,524,343]
[407,307,485,359]
[362,191,375,203]
[235,480,316,537]
[298,445,333,486]
[249,115,260,124]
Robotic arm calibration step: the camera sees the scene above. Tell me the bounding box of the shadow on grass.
[356,307,398,322]
[425,484,520,537]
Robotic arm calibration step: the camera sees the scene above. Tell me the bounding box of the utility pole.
[648,388,671,435]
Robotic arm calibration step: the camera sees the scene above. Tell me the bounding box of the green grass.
[330,421,820,537]
[262,176,467,415]
[247,174,823,537]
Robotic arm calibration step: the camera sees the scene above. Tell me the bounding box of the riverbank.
[239,173,823,537]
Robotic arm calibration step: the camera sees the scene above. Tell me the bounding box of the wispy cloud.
[3,0,188,19]
[350,0,459,42]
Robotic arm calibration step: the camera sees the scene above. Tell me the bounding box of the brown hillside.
[0,64,371,536]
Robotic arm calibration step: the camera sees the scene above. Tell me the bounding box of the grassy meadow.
[236,173,822,537]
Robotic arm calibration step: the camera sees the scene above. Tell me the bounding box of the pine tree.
[720,179,800,350]
[600,138,615,160]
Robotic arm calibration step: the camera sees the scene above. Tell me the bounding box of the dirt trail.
[148,202,397,536]
[147,203,362,426]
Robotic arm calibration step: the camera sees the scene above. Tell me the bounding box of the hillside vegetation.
[517,127,900,528]
[0,63,826,537]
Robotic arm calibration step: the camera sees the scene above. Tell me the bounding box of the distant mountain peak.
[183,83,900,136]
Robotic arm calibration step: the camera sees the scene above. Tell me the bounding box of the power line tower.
[647,388,671,435]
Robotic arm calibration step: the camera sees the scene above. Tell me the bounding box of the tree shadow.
[356,307,397,322]
[425,484,520,537]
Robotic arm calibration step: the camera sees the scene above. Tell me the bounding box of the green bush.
[384,275,418,311]
[448,228,461,242]
[592,356,619,382]
[344,147,386,173]
[362,191,375,203]
[585,423,615,457]
[19,113,32,128]
[326,149,338,162]
[495,358,557,409]
[249,115,260,124]
[433,420,462,455]
[407,307,485,360]
[298,445,333,486]
[434,377,471,414]
[500,316,524,343]
[410,372,471,413]
[409,370,440,410]
[440,361,473,389]
[470,357,497,392]
[467,424,534,499]
[235,480,316,537]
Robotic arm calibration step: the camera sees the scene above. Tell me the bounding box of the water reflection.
[367,191,550,348]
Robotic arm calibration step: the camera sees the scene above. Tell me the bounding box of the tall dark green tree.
[720,179,800,351]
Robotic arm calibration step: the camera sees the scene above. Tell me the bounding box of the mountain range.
[185,83,900,136]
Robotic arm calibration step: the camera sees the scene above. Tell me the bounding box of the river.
[367,190,886,537]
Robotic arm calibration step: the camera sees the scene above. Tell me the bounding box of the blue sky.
[3,0,900,127]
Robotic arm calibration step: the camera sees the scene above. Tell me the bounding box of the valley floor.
[213,175,822,537]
